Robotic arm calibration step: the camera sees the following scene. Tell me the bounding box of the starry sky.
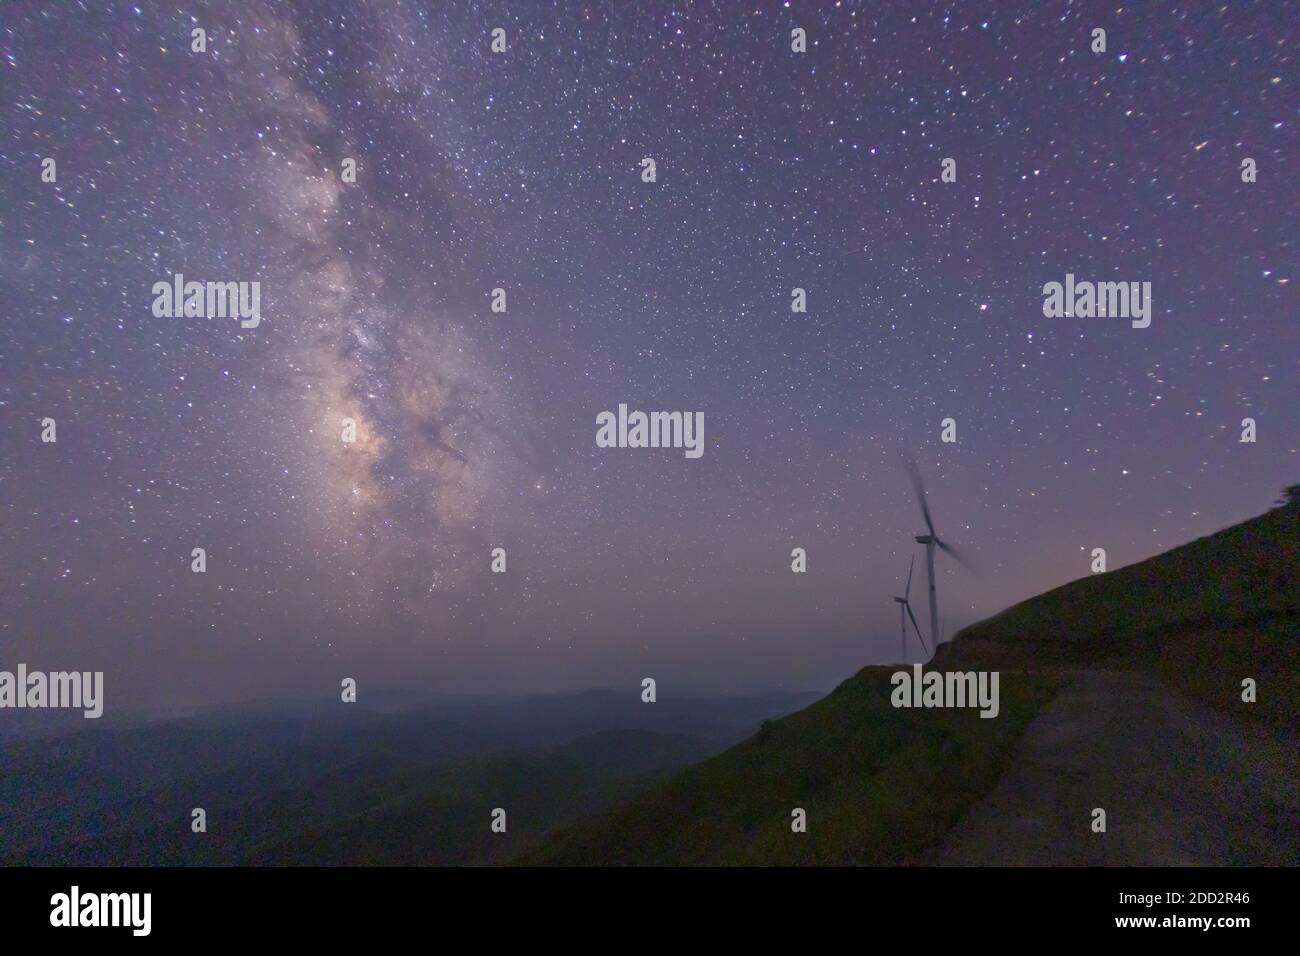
[1,1,1295,710]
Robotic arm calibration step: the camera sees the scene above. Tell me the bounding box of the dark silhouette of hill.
[6,730,717,866]
[0,690,816,865]
[246,731,719,865]
[947,499,1298,727]
[523,499,1298,865]
[0,713,506,862]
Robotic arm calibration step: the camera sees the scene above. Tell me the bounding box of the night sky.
[1,1,1295,710]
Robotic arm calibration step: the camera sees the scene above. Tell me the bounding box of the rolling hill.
[0,691,817,865]
[246,730,718,865]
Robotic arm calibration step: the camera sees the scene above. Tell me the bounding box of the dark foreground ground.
[928,668,1298,865]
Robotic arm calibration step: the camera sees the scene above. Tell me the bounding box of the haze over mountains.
[0,689,818,865]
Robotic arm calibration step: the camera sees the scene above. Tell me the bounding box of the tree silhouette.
[1275,484,1300,508]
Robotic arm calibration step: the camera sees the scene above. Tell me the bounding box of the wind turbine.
[892,555,928,661]
[904,456,972,649]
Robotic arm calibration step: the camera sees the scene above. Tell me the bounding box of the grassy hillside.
[944,501,1298,727]
[524,501,1297,865]
[521,669,1061,865]
[248,731,718,865]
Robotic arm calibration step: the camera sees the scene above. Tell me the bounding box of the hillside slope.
[246,730,719,866]
[523,501,1298,866]
[954,500,1297,649]
[521,669,1060,865]
[945,501,1298,727]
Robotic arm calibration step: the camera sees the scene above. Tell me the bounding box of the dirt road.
[927,669,1299,865]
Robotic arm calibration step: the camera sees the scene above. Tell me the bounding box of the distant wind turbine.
[905,455,973,649]
[892,555,928,661]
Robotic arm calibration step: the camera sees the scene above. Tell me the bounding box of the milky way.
[0,1,1295,709]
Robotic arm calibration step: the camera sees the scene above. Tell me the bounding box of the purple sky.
[1,0,1295,710]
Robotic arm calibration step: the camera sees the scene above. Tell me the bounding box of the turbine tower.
[905,456,971,649]
[892,555,928,661]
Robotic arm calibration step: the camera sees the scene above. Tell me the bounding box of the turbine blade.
[905,555,914,598]
[936,536,975,572]
[904,453,935,536]
[906,603,929,656]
